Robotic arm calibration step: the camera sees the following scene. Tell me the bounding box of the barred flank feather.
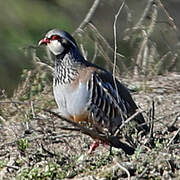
[86,72,129,134]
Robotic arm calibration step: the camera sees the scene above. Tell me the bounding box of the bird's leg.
[88,140,100,154]
[88,140,109,153]
[109,146,113,155]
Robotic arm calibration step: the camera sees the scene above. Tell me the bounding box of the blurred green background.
[0,0,180,96]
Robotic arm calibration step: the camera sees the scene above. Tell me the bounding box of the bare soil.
[0,72,179,179]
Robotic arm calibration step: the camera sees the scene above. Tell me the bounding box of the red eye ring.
[51,35,60,40]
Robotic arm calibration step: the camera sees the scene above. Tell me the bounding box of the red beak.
[38,38,50,46]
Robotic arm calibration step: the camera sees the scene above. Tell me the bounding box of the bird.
[38,29,149,154]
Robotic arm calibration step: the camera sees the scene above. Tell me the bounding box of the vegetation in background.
[0,0,180,95]
[0,0,86,95]
[0,0,179,179]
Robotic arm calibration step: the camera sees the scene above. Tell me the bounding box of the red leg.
[88,140,100,154]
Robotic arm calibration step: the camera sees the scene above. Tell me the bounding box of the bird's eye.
[51,35,60,40]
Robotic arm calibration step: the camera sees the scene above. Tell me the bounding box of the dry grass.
[0,0,180,179]
[0,70,179,179]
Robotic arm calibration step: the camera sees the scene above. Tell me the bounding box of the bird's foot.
[88,140,100,154]
[88,140,109,154]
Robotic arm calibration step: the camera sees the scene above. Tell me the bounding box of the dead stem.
[135,0,154,28]
[114,110,144,136]
[134,3,158,76]
[167,127,180,147]
[157,0,178,31]
[74,0,101,34]
[113,1,125,102]
[115,157,131,180]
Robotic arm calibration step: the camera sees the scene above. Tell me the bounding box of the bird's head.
[38,29,77,56]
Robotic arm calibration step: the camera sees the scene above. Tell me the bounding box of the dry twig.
[168,53,178,72]
[115,158,131,180]
[92,41,98,63]
[157,0,177,31]
[113,1,125,102]
[29,46,54,72]
[149,100,155,139]
[167,127,180,147]
[33,56,54,73]
[87,23,125,59]
[135,0,153,28]
[0,101,27,104]
[75,0,101,34]
[44,109,135,155]
[97,41,121,75]
[134,3,158,76]
[114,110,143,136]
[0,156,18,179]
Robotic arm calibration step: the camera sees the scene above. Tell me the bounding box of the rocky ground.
[0,71,179,179]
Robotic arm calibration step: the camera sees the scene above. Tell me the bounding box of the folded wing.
[86,70,149,135]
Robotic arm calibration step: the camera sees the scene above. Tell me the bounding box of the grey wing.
[86,72,130,134]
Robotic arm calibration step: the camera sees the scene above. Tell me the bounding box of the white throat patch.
[47,40,64,56]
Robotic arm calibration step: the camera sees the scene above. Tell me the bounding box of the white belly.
[53,81,89,118]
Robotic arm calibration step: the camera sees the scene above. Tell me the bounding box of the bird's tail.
[108,136,135,155]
